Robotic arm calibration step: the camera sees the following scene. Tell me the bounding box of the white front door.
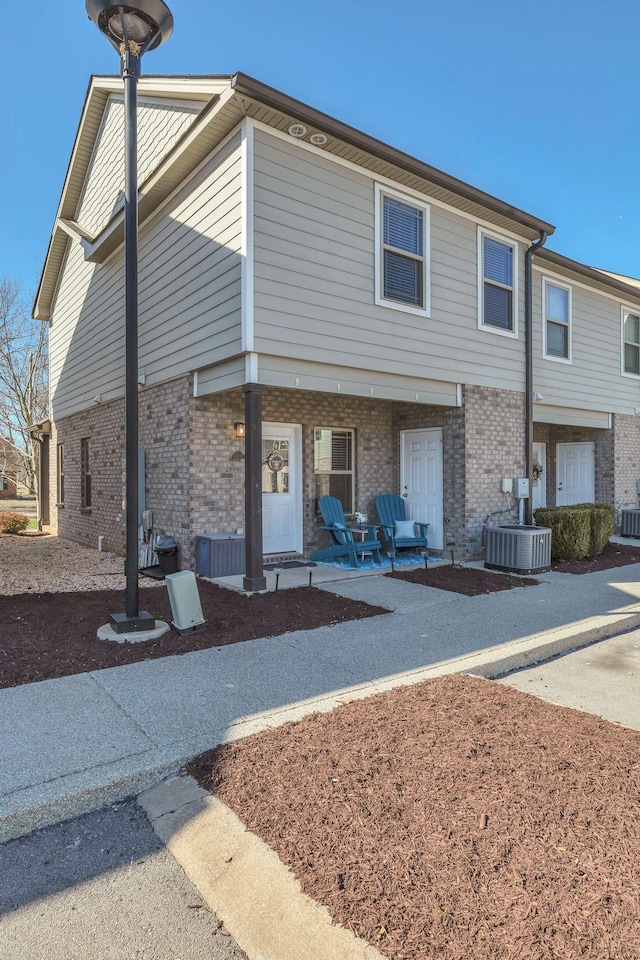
[262,423,302,555]
[532,442,547,511]
[400,428,444,550]
[556,442,595,505]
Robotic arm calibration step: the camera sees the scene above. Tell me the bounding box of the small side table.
[349,525,379,561]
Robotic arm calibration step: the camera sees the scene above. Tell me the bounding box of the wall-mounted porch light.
[234,422,246,438]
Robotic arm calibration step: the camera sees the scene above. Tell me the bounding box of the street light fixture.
[86,1,173,634]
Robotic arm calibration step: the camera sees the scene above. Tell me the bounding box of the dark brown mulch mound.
[0,583,387,690]
[188,674,640,960]
[387,564,539,595]
[553,541,640,574]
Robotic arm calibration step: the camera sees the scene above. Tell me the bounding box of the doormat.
[317,553,439,571]
[263,561,317,571]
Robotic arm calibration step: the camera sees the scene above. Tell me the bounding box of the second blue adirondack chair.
[375,493,429,552]
[311,495,383,568]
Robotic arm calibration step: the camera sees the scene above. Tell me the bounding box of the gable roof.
[35,71,557,321]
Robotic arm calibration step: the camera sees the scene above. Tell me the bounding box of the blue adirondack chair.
[311,496,383,568]
[375,493,429,552]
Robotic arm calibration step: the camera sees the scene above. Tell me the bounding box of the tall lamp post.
[86,1,173,634]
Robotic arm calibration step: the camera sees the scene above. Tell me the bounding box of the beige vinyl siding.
[50,131,243,420]
[77,97,202,237]
[252,129,526,393]
[533,270,640,416]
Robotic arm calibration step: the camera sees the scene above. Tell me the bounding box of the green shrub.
[534,506,591,562]
[575,502,615,556]
[0,512,30,534]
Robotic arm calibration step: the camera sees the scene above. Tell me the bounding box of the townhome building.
[33,73,640,584]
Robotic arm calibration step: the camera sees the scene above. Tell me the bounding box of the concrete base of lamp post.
[97,620,171,643]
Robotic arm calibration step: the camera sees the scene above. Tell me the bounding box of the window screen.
[483,235,514,330]
[624,311,640,375]
[382,195,425,308]
[545,283,569,358]
[314,428,354,512]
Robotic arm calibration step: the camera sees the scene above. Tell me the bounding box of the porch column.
[243,383,267,592]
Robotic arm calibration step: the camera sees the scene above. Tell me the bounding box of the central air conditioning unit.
[621,509,640,537]
[484,525,552,575]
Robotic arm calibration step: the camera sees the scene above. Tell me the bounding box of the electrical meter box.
[512,477,530,498]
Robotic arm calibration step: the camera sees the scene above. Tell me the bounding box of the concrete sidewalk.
[3,562,640,843]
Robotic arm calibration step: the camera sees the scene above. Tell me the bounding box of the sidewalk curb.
[138,610,640,960]
[3,607,640,845]
[139,776,384,960]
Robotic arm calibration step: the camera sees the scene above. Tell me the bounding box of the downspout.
[525,230,548,524]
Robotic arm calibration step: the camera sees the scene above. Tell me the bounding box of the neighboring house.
[34,73,640,584]
[0,438,26,499]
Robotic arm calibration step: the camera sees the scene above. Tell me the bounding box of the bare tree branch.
[0,276,49,495]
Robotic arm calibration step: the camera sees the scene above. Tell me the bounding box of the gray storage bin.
[196,533,245,577]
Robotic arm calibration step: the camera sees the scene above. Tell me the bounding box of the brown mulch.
[553,540,640,574]
[188,673,640,960]
[388,564,539,595]
[0,583,387,690]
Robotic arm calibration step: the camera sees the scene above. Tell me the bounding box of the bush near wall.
[0,512,29,534]
[534,504,614,562]
[576,503,615,556]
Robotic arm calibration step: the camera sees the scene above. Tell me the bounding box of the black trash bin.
[156,536,179,576]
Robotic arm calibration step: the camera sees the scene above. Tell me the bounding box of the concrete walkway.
[3,561,640,843]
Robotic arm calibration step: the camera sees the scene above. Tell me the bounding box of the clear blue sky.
[2,0,639,298]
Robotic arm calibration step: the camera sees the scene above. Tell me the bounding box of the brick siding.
[49,378,640,568]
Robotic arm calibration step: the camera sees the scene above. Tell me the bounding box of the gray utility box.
[196,533,245,578]
[484,524,552,575]
[621,509,640,537]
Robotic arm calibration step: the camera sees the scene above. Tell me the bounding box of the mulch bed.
[553,541,640,574]
[188,673,640,960]
[0,583,387,690]
[387,564,539,595]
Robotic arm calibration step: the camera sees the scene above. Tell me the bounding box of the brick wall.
[533,424,613,507]
[190,388,395,558]
[53,377,191,560]
[613,414,640,511]
[53,377,637,567]
[461,385,526,557]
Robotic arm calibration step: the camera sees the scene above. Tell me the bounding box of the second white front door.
[556,442,595,505]
[400,428,444,550]
[262,423,302,555]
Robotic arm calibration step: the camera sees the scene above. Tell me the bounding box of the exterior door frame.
[262,422,303,555]
[532,441,547,511]
[400,427,444,550]
[556,441,595,505]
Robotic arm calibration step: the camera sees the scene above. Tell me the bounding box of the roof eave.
[535,248,640,302]
[231,72,556,238]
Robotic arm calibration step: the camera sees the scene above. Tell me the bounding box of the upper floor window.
[623,308,640,377]
[81,437,92,510]
[375,185,429,315]
[543,279,571,362]
[478,229,517,337]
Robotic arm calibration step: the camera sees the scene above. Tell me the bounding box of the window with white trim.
[478,229,517,335]
[623,308,640,377]
[543,279,571,361]
[375,186,429,314]
[314,428,354,513]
